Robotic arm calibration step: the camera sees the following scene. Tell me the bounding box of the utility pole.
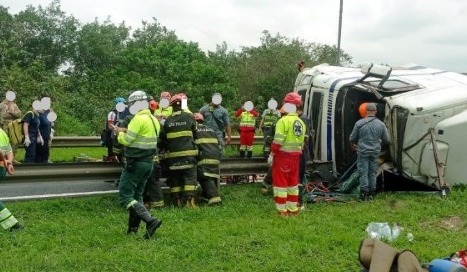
[336,0,343,66]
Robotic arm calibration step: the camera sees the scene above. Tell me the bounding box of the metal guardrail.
[50,136,264,148]
[4,158,271,184]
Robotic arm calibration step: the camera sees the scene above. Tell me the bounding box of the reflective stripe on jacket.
[117,109,159,159]
[239,111,256,128]
[160,111,198,167]
[272,113,305,155]
[262,109,280,127]
[194,124,221,165]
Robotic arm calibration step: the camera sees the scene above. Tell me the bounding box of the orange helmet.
[149,100,158,111]
[193,112,204,122]
[359,102,368,118]
[160,91,171,100]
[169,93,183,106]
[283,92,302,106]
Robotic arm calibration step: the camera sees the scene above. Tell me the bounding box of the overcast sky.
[3,0,467,72]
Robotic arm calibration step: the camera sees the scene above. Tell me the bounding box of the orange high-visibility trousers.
[272,154,300,214]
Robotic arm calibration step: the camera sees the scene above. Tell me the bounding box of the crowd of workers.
[0,87,389,238]
[98,89,309,238]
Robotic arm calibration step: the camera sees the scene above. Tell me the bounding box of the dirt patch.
[439,216,463,231]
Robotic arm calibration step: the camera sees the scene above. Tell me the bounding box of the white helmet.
[128,90,148,103]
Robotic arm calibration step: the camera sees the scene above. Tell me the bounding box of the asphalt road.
[0,179,119,202]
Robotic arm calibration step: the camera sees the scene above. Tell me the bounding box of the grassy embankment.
[1,184,466,271]
[5,147,466,271]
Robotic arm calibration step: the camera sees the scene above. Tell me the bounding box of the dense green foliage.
[1,185,466,271]
[0,0,352,135]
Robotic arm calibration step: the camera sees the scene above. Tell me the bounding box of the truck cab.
[294,63,467,188]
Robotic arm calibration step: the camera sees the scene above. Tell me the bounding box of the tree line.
[0,0,352,135]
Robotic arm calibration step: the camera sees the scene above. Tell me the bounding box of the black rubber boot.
[240,150,245,158]
[359,190,369,201]
[9,222,23,232]
[246,150,252,158]
[130,202,162,239]
[368,190,375,200]
[127,208,141,234]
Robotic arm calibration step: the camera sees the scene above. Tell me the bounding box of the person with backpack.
[0,90,22,163]
[22,100,42,163]
[104,97,130,162]
[0,127,22,232]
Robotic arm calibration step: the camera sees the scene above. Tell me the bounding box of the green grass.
[1,185,466,271]
[16,147,117,163]
[15,145,264,163]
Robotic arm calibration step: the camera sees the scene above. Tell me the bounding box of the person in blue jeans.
[349,103,390,201]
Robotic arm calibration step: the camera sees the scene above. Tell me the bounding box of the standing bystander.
[235,101,258,158]
[349,102,390,201]
[259,98,281,158]
[199,93,232,156]
[22,100,42,163]
[0,91,22,163]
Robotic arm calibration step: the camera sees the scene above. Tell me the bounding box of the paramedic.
[269,93,306,216]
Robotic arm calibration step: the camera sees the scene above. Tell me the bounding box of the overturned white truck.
[294,63,467,189]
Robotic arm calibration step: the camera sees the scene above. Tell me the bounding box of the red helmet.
[149,100,158,111]
[160,91,171,99]
[169,93,183,106]
[193,112,204,122]
[283,92,303,106]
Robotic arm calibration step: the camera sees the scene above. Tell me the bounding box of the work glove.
[37,135,44,145]
[267,154,274,166]
[24,137,31,147]
[50,128,55,140]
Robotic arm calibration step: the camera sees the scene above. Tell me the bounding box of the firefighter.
[113,90,162,239]
[0,128,22,232]
[193,112,222,205]
[269,92,306,216]
[158,93,199,208]
[259,98,281,158]
[235,101,258,158]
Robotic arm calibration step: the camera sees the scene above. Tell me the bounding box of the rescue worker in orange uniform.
[269,93,306,216]
[193,112,222,205]
[158,94,198,208]
[235,101,258,158]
